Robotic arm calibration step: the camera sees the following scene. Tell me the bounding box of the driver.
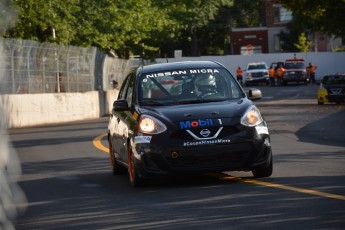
[194,75,217,97]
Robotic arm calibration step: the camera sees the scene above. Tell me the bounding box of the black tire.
[108,134,126,175]
[252,152,273,178]
[128,146,146,187]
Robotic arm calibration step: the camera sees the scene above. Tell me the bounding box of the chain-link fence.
[0,38,137,94]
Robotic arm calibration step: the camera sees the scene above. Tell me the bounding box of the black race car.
[108,61,273,186]
[318,73,345,104]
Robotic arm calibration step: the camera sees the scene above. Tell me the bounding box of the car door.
[110,75,130,161]
[115,73,136,163]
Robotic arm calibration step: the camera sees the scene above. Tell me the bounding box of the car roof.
[247,62,267,65]
[137,61,223,74]
[323,73,345,78]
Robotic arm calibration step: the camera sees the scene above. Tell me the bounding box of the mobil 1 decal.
[179,118,222,129]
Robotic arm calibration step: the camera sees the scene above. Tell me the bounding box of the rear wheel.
[128,146,145,187]
[108,134,126,175]
[252,153,273,178]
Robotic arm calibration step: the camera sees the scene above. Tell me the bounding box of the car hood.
[246,69,268,74]
[138,99,253,123]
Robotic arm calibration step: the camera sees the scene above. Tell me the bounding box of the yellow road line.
[93,135,345,201]
[215,173,345,201]
[93,133,108,153]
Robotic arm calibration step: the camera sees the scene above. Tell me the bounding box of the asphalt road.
[8,84,345,230]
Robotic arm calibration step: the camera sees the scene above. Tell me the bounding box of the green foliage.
[155,0,234,56]
[0,0,17,35]
[6,0,79,43]
[3,0,240,58]
[294,32,312,52]
[279,20,306,52]
[279,0,345,40]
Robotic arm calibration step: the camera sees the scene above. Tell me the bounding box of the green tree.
[5,0,174,58]
[279,20,306,52]
[4,0,241,58]
[7,0,79,44]
[279,0,345,41]
[0,0,17,35]
[156,0,234,56]
[294,32,312,52]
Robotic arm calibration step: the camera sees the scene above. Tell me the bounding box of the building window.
[280,7,292,22]
[273,5,292,23]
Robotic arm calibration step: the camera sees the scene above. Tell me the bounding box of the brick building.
[230,0,342,54]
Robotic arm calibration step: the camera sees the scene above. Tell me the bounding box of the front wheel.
[128,146,146,187]
[252,153,273,178]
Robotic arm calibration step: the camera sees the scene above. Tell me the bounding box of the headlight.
[138,115,167,134]
[240,105,263,127]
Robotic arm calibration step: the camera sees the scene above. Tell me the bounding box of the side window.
[125,73,135,106]
[118,75,130,100]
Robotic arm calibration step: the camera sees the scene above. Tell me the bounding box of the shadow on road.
[296,109,345,147]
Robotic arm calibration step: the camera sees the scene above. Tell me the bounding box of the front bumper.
[318,91,345,103]
[245,77,269,86]
[131,126,272,179]
[283,74,307,82]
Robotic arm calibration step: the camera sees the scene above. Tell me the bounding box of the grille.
[252,72,265,77]
[171,126,240,140]
[286,71,304,76]
[166,148,250,171]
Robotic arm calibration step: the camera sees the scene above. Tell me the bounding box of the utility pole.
[53,28,60,93]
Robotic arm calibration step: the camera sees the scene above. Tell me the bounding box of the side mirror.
[247,88,262,100]
[113,99,130,112]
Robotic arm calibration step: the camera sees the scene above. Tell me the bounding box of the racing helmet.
[194,75,216,95]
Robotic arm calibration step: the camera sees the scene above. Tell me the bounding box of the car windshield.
[322,75,345,85]
[248,64,266,70]
[285,62,305,69]
[138,67,243,106]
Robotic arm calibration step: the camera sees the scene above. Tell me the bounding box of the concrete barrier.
[1,90,119,128]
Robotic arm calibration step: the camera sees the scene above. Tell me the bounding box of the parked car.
[317,73,345,105]
[244,62,269,86]
[107,61,273,187]
[282,58,308,85]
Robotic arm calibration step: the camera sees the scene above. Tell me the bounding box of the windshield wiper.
[177,99,205,104]
[177,98,228,104]
[140,100,166,106]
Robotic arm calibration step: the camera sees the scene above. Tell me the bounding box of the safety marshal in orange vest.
[307,63,317,84]
[276,66,284,86]
[236,66,243,85]
[269,66,275,86]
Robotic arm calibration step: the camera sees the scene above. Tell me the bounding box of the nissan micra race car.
[108,61,273,186]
